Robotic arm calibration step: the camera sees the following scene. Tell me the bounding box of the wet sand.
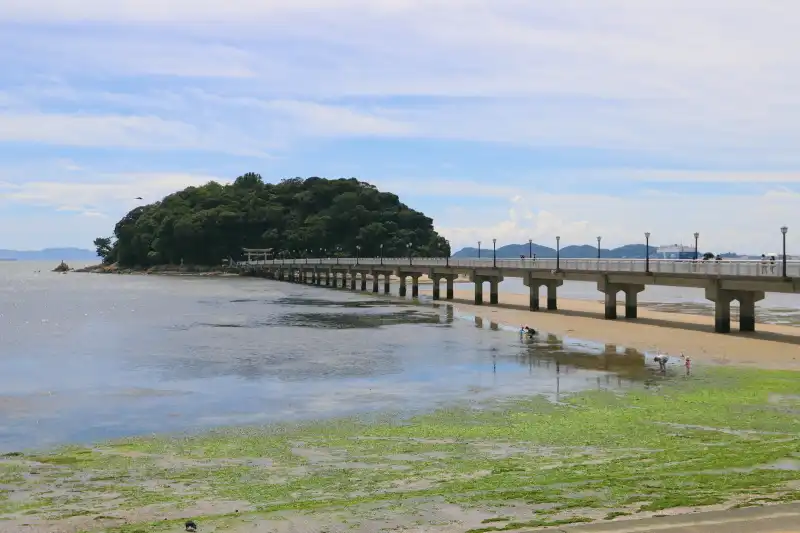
[426,288,800,371]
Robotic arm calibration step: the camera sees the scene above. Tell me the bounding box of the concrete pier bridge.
[237,255,800,334]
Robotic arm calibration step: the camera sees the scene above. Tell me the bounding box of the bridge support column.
[411,275,420,298]
[489,278,499,305]
[598,280,645,319]
[384,276,391,294]
[604,291,617,320]
[474,278,483,305]
[705,287,765,333]
[350,274,357,291]
[546,282,559,310]
[624,286,645,319]
[360,274,367,291]
[529,284,540,311]
[399,276,407,297]
[431,275,441,300]
[372,274,379,293]
[739,292,760,332]
[325,272,331,287]
[446,276,455,300]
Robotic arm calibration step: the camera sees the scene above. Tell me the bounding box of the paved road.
[556,503,800,533]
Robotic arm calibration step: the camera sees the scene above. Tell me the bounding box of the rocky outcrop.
[52,261,70,272]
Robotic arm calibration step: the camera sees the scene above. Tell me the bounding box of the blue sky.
[1,1,799,254]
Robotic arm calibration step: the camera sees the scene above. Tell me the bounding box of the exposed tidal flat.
[1,262,799,532]
[2,367,799,532]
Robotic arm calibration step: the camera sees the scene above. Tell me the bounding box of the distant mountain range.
[452,243,730,259]
[0,248,99,261]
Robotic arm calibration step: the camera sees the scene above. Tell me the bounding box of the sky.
[1,0,799,255]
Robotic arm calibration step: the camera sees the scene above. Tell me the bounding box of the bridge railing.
[237,258,800,278]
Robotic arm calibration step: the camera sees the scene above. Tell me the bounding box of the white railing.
[237,258,800,278]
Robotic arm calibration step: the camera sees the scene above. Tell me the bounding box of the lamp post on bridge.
[694,232,699,261]
[492,238,497,268]
[478,241,481,259]
[407,243,412,265]
[528,238,532,259]
[596,236,601,259]
[380,243,384,265]
[645,232,651,274]
[356,245,361,265]
[556,236,561,272]
[781,226,788,278]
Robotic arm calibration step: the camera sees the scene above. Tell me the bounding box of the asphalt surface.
[551,503,800,533]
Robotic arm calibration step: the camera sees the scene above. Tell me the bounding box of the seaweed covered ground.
[1,366,798,533]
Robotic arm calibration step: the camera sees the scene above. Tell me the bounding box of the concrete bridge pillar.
[529,284,540,311]
[372,273,379,293]
[446,275,455,300]
[524,277,562,311]
[384,275,391,294]
[603,290,617,320]
[738,292,760,332]
[705,287,764,333]
[399,276,407,297]
[474,277,484,305]
[598,280,645,319]
[545,281,561,310]
[431,275,441,300]
[350,273,357,291]
[489,278,500,305]
[360,274,367,291]
[624,286,645,318]
[411,275,420,298]
[325,272,331,287]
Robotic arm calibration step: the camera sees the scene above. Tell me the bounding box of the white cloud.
[3,2,800,157]
[436,189,799,255]
[0,113,268,156]
[0,172,224,214]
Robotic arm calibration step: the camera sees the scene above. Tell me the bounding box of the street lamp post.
[380,243,384,265]
[694,232,699,260]
[781,226,788,278]
[492,238,497,268]
[556,236,561,272]
[478,241,481,259]
[528,238,533,259]
[407,243,412,265]
[596,236,601,259]
[645,232,651,273]
[356,245,361,265]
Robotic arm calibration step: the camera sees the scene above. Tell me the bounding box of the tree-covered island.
[93,174,451,267]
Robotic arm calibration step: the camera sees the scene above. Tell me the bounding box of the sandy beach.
[419,287,800,371]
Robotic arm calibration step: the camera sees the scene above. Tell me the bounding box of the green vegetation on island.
[2,366,798,532]
[94,174,450,267]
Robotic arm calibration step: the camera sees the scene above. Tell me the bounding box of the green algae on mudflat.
[1,366,799,531]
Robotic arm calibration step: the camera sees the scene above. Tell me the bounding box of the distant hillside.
[0,248,99,261]
[453,243,659,259]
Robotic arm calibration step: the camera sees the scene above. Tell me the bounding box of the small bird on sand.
[185,520,197,532]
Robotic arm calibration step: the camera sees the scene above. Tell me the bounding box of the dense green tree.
[99,175,450,267]
[93,237,115,264]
